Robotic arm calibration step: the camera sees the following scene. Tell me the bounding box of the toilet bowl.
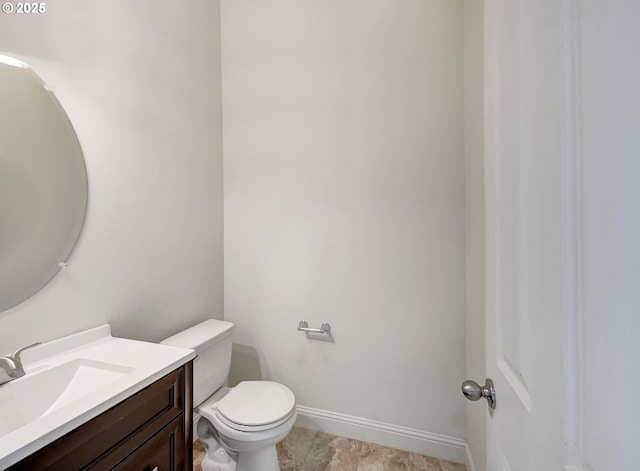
[161,320,296,471]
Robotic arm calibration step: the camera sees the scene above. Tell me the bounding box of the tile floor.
[193,426,467,471]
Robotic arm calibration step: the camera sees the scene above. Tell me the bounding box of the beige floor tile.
[301,444,336,471]
[312,431,339,447]
[192,426,464,471]
[362,447,441,471]
[286,426,319,444]
[277,427,316,471]
[439,459,467,471]
[409,451,443,471]
[325,448,362,471]
[193,439,205,471]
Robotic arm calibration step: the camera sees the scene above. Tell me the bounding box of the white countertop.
[0,325,195,469]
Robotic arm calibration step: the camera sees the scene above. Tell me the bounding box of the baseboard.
[295,405,467,464]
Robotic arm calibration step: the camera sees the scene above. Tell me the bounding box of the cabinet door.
[92,417,185,471]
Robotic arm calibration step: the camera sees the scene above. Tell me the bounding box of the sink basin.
[0,359,133,437]
[0,324,195,469]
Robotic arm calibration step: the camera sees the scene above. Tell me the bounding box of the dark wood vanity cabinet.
[9,362,193,471]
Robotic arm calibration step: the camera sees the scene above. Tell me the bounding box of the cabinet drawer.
[10,363,192,471]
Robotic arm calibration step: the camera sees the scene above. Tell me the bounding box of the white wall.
[222,0,466,442]
[464,0,485,469]
[579,1,640,469]
[0,0,224,351]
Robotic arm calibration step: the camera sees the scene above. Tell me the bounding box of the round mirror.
[0,55,88,312]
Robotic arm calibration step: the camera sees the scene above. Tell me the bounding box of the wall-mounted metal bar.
[297,320,331,334]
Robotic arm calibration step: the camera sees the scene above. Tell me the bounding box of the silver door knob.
[461,378,496,409]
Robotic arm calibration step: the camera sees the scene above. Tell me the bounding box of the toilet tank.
[161,319,234,407]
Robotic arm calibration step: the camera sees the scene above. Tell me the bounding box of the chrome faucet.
[0,343,41,385]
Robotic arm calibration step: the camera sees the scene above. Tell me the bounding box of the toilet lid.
[215,381,295,427]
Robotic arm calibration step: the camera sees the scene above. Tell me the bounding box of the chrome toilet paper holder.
[297,320,331,334]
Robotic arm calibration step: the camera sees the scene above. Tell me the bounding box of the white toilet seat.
[214,407,296,432]
[200,405,297,445]
[198,380,296,439]
[215,381,296,427]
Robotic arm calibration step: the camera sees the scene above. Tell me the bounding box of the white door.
[482,0,578,469]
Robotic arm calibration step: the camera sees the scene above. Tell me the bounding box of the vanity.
[0,326,196,470]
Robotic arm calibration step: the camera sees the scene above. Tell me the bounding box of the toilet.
[161,319,296,471]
